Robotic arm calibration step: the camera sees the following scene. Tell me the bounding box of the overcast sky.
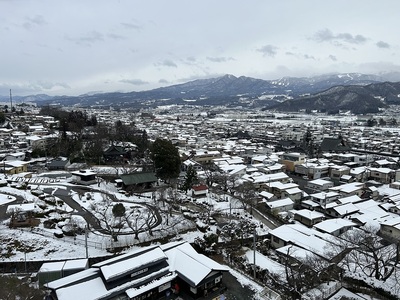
[1,0,400,96]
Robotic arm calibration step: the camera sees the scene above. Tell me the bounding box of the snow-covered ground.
[0,173,270,299]
[0,172,269,260]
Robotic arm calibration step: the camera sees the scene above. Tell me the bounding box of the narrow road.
[251,207,280,230]
[0,194,25,221]
[43,185,162,237]
[44,187,105,233]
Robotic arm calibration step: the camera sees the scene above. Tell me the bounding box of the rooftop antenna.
[9,89,13,115]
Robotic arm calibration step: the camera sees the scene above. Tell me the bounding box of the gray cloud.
[313,29,367,45]
[376,41,390,49]
[108,33,126,40]
[285,52,314,60]
[158,79,169,84]
[0,81,69,96]
[121,22,142,31]
[206,56,235,63]
[257,45,278,57]
[181,57,200,67]
[66,31,104,46]
[23,15,47,30]
[303,54,315,60]
[328,55,337,61]
[31,81,70,90]
[155,59,178,68]
[120,79,149,85]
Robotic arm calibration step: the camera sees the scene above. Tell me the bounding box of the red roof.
[192,184,208,191]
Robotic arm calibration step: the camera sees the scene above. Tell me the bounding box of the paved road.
[251,207,280,229]
[0,194,25,220]
[43,187,104,233]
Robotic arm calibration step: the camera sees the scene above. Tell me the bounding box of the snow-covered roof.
[295,209,325,220]
[164,242,229,286]
[337,195,362,204]
[245,250,285,274]
[285,187,302,195]
[308,179,332,186]
[368,167,393,174]
[100,247,167,282]
[71,169,97,176]
[332,203,359,215]
[7,203,38,213]
[351,199,394,226]
[266,198,294,209]
[276,244,315,261]
[40,261,66,272]
[380,217,400,227]
[252,172,289,184]
[301,200,320,208]
[313,219,356,234]
[329,182,364,194]
[269,224,339,260]
[63,259,89,270]
[259,191,274,199]
[4,160,28,167]
[350,166,367,175]
[311,191,340,200]
[268,181,298,190]
[48,242,228,299]
[46,268,98,290]
[219,164,247,175]
[126,273,177,298]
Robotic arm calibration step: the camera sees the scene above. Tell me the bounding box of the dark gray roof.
[319,137,351,152]
[120,172,157,185]
[47,158,70,168]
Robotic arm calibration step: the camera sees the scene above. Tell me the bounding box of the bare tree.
[203,165,218,187]
[157,186,167,208]
[234,181,257,214]
[123,207,146,240]
[167,187,180,205]
[328,225,400,281]
[266,247,334,299]
[123,205,157,240]
[90,194,125,241]
[220,219,255,246]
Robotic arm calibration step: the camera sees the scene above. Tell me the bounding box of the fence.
[259,287,282,300]
[22,227,104,250]
[301,281,342,300]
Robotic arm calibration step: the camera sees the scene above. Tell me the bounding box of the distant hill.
[271,81,400,114]
[2,72,400,112]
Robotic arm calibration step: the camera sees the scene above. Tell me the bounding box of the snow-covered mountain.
[2,72,400,110]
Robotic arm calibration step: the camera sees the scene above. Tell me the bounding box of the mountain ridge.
[2,72,400,114]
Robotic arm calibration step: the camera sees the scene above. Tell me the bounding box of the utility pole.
[24,251,27,273]
[253,227,257,280]
[85,225,88,259]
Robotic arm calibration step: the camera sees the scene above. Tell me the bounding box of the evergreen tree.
[303,127,314,158]
[112,203,126,218]
[150,138,181,183]
[182,165,198,192]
